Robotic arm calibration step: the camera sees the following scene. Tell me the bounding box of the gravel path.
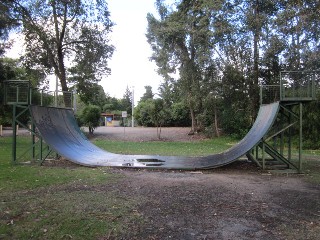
[90,126,206,142]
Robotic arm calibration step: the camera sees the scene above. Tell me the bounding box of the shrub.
[79,105,101,134]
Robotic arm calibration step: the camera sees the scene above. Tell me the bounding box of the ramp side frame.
[248,102,303,173]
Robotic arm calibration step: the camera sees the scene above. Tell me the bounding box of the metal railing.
[3,80,76,110]
[40,90,76,109]
[280,71,317,101]
[3,80,31,105]
[260,85,281,104]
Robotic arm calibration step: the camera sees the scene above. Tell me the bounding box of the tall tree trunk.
[176,40,199,134]
[252,0,260,119]
[52,1,71,108]
[158,124,162,139]
[189,105,196,134]
[214,102,220,137]
[56,57,71,107]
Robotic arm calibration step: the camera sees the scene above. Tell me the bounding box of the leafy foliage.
[3,0,114,106]
[134,85,190,129]
[0,0,20,55]
[134,99,154,127]
[303,98,320,149]
[140,85,154,102]
[147,0,320,142]
[103,97,122,113]
[79,105,101,134]
[121,86,133,114]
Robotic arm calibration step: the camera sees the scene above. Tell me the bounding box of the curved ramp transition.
[30,102,279,170]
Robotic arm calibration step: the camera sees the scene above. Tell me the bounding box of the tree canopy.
[147,0,320,138]
[79,105,101,134]
[2,0,114,106]
[0,1,19,55]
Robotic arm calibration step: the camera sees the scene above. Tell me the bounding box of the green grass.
[0,189,135,239]
[0,136,139,239]
[93,137,237,156]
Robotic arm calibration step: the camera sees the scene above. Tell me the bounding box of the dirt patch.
[90,127,207,142]
[102,165,320,240]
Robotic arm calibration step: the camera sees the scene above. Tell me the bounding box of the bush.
[220,108,251,139]
[79,105,101,134]
[134,100,154,127]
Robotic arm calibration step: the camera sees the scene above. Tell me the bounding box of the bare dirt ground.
[90,127,320,240]
[109,167,320,240]
[91,126,206,142]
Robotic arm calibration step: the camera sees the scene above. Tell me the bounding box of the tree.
[303,97,320,149]
[77,83,106,109]
[121,86,132,114]
[0,0,20,109]
[79,105,101,134]
[157,77,192,127]
[150,98,166,139]
[0,0,20,55]
[170,101,191,127]
[243,0,277,116]
[3,0,114,106]
[134,99,154,127]
[134,98,167,138]
[103,96,122,113]
[220,65,251,138]
[274,0,320,71]
[158,78,174,107]
[147,0,214,133]
[145,0,320,142]
[140,85,154,102]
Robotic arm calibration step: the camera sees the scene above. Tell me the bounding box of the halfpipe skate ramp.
[30,102,279,169]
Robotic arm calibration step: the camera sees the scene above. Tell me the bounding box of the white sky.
[104,0,163,103]
[5,0,164,104]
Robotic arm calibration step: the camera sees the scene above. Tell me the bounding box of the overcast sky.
[5,0,164,104]
[102,0,162,103]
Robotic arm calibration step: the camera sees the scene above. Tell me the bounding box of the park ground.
[92,127,320,239]
[0,127,319,239]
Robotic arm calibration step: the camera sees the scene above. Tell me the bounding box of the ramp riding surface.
[30,102,279,169]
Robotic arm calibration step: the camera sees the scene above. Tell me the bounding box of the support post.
[262,141,265,170]
[32,123,36,161]
[288,109,292,162]
[299,103,303,173]
[29,87,32,105]
[73,90,77,112]
[40,137,43,162]
[41,89,43,106]
[55,75,58,107]
[280,112,284,156]
[12,105,17,164]
[131,87,134,128]
[280,72,283,100]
